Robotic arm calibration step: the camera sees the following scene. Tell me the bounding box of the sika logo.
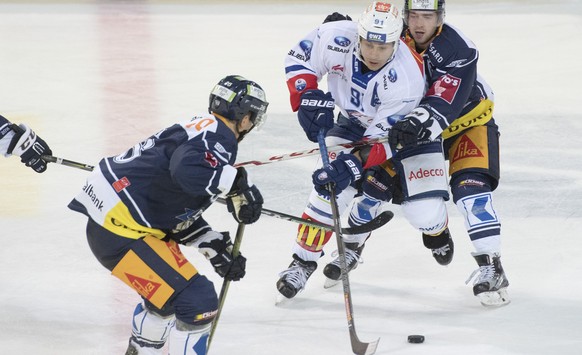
[408,168,445,181]
[167,241,189,267]
[452,135,483,161]
[126,273,161,299]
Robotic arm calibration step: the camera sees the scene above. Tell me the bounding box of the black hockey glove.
[323,12,352,23]
[312,153,363,197]
[297,89,335,143]
[359,165,395,202]
[7,124,52,173]
[226,167,263,224]
[388,115,431,151]
[198,232,246,281]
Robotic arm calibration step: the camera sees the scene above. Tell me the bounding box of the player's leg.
[447,122,509,306]
[322,161,397,282]
[86,220,216,354]
[277,117,364,299]
[125,301,175,355]
[393,140,452,265]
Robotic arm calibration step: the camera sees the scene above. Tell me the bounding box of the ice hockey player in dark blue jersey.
[68,75,268,355]
[390,0,510,307]
[0,115,52,173]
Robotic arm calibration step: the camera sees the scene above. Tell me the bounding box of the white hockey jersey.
[285,20,425,144]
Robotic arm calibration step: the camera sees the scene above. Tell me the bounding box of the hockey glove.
[360,165,395,202]
[388,110,432,151]
[7,124,52,173]
[297,89,335,142]
[323,12,352,23]
[312,153,363,196]
[198,231,246,281]
[226,167,263,224]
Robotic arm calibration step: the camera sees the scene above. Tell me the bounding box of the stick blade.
[352,338,380,355]
[345,211,394,234]
[351,336,380,355]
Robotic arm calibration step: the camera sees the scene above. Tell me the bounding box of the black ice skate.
[422,228,454,266]
[276,254,318,299]
[322,242,364,288]
[466,252,510,307]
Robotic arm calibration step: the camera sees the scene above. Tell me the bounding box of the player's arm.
[0,114,52,173]
[166,215,247,282]
[389,46,478,150]
[285,28,335,142]
[170,137,262,225]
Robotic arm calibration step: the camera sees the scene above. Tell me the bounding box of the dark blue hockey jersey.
[403,23,495,140]
[68,114,240,240]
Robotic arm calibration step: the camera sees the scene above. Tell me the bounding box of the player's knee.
[130,302,175,348]
[173,275,218,326]
[451,172,493,203]
[401,197,448,235]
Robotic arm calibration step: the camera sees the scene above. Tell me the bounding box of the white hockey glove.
[8,124,52,173]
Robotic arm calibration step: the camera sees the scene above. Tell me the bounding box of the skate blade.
[478,288,511,307]
[323,277,340,289]
[275,292,291,306]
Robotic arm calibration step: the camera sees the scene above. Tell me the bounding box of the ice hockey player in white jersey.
[0,114,52,173]
[278,2,452,299]
[68,75,268,355]
[390,0,509,306]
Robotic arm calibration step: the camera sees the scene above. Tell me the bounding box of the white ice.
[1,1,581,354]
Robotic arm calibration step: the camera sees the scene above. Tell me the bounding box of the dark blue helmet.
[209,75,268,128]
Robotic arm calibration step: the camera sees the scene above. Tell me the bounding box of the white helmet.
[357,2,403,64]
[358,2,403,45]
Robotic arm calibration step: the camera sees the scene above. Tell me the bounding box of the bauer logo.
[299,40,313,61]
[367,32,386,43]
[334,36,351,47]
[427,74,461,104]
[295,78,307,91]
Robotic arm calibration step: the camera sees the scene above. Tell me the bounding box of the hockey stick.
[215,198,393,235]
[207,222,245,353]
[40,154,392,236]
[41,155,95,171]
[42,153,393,234]
[318,130,379,355]
[234,135,387,168]
[40,135,386,171]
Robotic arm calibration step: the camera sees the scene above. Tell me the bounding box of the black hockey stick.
[215,197,393,235]
[41,155,95,171]
[41,154,393,236]
[207,222,245,353]
[318,130,379,355]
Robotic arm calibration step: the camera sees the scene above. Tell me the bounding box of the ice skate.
[423,228,454,266]
[322,242,364,288]
[466,253,510,307]
[276,254,318,300]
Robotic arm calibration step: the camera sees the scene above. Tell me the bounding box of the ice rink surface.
[1,0,581,354]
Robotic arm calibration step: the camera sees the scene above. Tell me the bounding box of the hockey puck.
[407,335,425,344]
